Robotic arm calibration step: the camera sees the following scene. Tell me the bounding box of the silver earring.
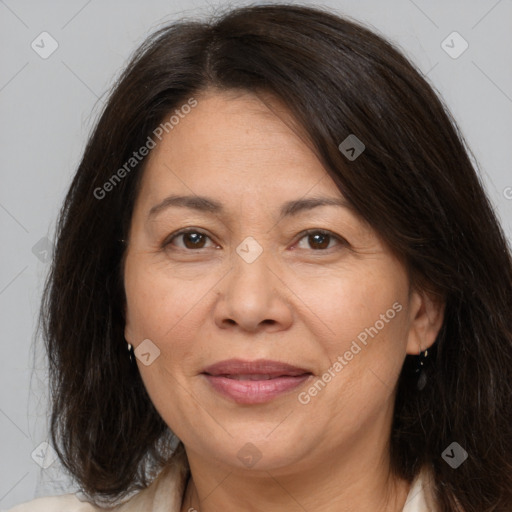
[416,348,429,391]
[127,343,134,364]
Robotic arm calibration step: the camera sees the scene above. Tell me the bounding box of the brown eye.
[165,229,215,250]
[308,232,330,249]
[181,232,207,249]
[296,230,344,251]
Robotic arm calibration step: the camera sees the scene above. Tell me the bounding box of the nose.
[213,245,294,333]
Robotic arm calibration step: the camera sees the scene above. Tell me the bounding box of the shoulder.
[6,446,190,512]
[5,493,99,512]
[402,467,438,512]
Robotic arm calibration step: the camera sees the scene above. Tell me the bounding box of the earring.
[127,342,135,364]
[415,348,429,391]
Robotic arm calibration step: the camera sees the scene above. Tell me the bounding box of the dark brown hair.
[40,4,512,511]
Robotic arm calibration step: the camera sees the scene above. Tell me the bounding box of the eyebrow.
[147,194,350,220]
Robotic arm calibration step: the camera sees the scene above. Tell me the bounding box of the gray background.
[1,0,511,508]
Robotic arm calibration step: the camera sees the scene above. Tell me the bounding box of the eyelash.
[161,228,347,253]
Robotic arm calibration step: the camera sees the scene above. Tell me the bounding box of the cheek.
[125,269,202,428]
[292,263,408,357]
[292,267,410,424]
[298,298,408,439]
[124,258,219,400]
[124,256,214,342]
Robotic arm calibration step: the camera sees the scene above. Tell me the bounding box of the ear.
[405,289,445,355]
[124,308,136,346]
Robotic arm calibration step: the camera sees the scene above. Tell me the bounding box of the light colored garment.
[7,449,437,511]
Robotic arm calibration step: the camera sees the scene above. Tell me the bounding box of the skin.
[123,89,444,512]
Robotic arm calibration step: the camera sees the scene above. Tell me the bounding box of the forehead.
[138,90,340,203]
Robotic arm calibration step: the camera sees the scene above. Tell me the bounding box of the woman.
[9,4,512,512]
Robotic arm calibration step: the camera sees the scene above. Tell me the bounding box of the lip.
[202,359,313,404]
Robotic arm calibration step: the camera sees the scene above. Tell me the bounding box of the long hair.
[40,4,512,511]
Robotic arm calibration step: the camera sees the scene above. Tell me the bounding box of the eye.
[162,228,346,252]
[163,228,217,250]
[294,229,346,251]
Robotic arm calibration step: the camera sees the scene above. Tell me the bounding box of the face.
[123,89,442,476]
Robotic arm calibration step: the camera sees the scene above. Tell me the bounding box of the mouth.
[201,359,313,404]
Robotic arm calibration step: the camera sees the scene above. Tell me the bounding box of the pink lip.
[202,359,313,404]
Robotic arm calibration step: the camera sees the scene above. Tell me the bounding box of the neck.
[180,438,411,512]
